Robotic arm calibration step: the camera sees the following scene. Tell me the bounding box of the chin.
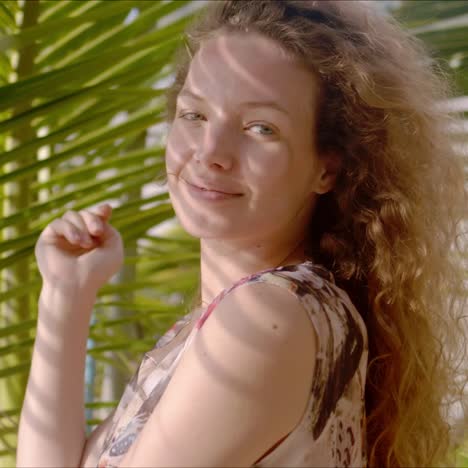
[176,215,237,239]
[169,191,240,239]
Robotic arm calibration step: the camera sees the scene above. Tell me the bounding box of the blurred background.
[0,1,466,466]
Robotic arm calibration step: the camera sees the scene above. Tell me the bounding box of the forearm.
[16,284,97,468]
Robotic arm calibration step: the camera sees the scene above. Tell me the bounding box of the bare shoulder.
[200,279,319,426]
[212,279,318,356]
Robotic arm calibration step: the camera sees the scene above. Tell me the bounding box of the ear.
[313,152,341,195]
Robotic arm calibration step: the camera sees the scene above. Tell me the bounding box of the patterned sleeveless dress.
[95,260,368,467]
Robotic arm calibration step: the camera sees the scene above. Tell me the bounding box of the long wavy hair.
[161,1,468,466]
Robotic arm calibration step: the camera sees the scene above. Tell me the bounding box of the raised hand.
[35,203,124,293]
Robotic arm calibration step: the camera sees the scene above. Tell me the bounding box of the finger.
[62,210,88,233]
[79,209,107,238]
[47,218,87,246]
[87,203,112,221]
[62,210,96,246]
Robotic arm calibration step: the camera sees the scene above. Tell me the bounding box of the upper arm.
[79,409,115,468]
[119,281,318,467]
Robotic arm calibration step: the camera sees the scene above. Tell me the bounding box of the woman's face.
[165,30,330,242]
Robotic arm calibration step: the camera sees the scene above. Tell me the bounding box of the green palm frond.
[0,1,206,464]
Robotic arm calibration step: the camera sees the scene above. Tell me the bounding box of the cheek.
[165,127,191,172]
[244,153,313,216]
[243,149,292,198]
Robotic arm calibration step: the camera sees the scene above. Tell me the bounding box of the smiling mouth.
[184,179,242,196]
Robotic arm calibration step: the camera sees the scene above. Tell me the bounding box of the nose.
[193,123,235,170]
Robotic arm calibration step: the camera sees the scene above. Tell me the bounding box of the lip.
[185,179,243,196]
[183,179,243,201]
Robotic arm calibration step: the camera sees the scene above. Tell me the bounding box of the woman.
[17,1,467,467]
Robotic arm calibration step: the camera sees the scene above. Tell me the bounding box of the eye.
[178,111,203,121]
[248,123,275,136]
[177,111,276,136]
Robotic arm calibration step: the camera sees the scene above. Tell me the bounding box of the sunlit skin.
[165,29,338,307]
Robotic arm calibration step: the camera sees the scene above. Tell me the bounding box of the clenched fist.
[35,203,124,293]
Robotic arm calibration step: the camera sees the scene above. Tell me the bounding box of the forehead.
[182,31,318,120]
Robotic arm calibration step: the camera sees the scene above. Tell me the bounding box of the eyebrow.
[178,88,291,117]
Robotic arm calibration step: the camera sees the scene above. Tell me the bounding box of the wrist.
[40,281,99,298]
[39,283,98,321]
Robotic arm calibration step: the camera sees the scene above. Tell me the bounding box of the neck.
[198,234,311,307]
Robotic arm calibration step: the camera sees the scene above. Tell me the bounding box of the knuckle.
[79,209,91,220]
[85,212,104,231]
[63,211,79,223]
[51,218,64,230]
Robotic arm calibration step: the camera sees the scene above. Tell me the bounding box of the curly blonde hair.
[162,1,468,466]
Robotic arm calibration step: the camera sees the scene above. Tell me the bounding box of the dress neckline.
[191,259,333,329]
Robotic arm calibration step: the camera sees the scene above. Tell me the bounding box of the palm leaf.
[0,1,206,465]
